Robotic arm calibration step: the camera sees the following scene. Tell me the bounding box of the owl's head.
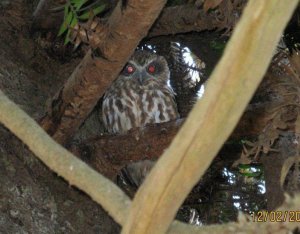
[119,50,170,86]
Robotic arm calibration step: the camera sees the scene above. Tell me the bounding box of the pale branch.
[1,85,299,234]
[0,90,199,233]
[0,90,130,225]
[40,0,168,145]
[122,1,299,234]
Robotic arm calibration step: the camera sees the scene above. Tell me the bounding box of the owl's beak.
[138,73,144,85]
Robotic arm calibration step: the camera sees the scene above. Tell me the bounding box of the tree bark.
[122,0,299,233]
[32,1,244,37]
[148,4,234,37]
[73,119,183,179]
[74,2,246,45]
[1,87,299,234]
[72,96,296,179]
[40,0,167,145]
[32,0,65,30]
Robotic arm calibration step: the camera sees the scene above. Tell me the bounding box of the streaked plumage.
[102,50,179,187]
[102,50,179,133]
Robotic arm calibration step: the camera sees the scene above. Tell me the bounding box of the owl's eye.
[126,65,135,74]
[147,65,156,74]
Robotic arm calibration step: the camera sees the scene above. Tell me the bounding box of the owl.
[102,50,179,187]
[102,50,179,133]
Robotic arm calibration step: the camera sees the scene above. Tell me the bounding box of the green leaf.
[71,0,89,10]
[64,3,69,18]
[92,4,105,16]
[70,0,82,4]
[210,40,226,51]
[78,11,91,20]
[66,10,74,24]
[58,21,68,37]
[58,6,72,36]
[78,4,105,20]
[64,17,78,45]
[70,16,78,28]
[238,164,262,177]
[64,29,71,45]
[62,9,74,43]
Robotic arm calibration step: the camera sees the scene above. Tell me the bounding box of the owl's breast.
[102,84,178,133]
[140,89,179,124]
[102,86,143,133]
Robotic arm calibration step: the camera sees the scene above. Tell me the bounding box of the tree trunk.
[40,0,168,145]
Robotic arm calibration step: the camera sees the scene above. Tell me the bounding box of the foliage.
[210,39,226,52]
[123,1,299,233]
[234,51,300,187]
[57,0,106,44]
[238,164,263,177]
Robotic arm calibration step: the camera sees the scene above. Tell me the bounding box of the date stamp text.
[251,211,300,222]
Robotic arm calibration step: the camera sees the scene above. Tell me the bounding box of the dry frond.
[236,51,300,165]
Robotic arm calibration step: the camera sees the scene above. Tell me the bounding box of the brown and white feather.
[102,51,179,134]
